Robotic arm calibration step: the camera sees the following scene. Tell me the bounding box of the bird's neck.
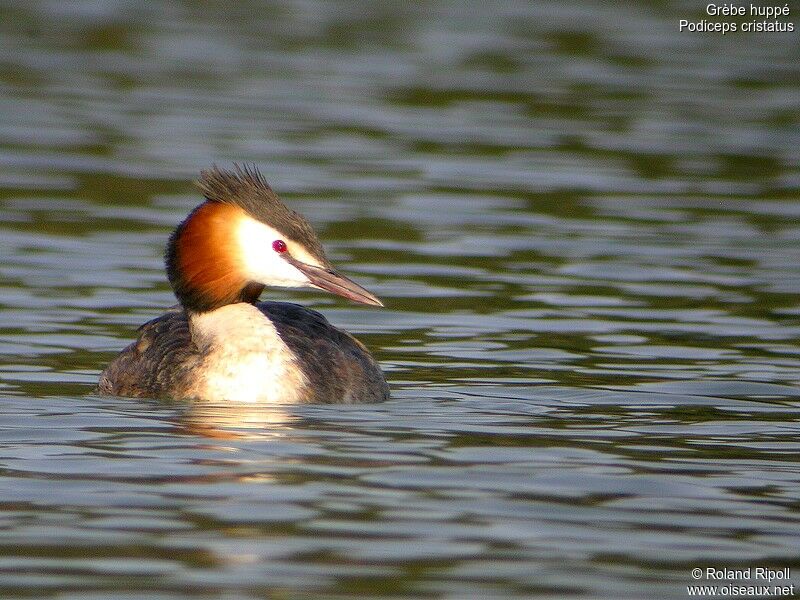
[189,302,274,351]
[185,302,308,403]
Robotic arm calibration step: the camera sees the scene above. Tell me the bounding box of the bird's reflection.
[175,400,301,439]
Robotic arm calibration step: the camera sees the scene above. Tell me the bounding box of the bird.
[98,165,389,403]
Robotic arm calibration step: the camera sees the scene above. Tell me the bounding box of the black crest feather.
[195,164,327,263]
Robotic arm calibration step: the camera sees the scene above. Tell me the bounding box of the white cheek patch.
[236,215,316,287]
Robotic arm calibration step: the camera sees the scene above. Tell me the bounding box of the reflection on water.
[0,0,799,597]
[178,400,300,439]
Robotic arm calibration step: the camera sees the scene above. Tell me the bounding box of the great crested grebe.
[98,165,389,403]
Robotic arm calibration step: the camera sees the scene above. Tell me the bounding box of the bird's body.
[98,166,388,403]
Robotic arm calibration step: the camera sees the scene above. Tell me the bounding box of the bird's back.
[260,302,388,403]
[98,302,388,403]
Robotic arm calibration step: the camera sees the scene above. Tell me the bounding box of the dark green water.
[0,1,799,598]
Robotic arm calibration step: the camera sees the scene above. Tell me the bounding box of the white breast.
[188,303,307,403]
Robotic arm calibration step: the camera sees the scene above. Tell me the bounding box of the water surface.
[0,0,799,598]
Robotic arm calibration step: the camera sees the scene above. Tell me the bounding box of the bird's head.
[166,165,382,313]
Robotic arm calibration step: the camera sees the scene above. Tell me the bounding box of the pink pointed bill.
[284,257,383,307]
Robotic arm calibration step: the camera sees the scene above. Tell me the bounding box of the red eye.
[272,239,287,253]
